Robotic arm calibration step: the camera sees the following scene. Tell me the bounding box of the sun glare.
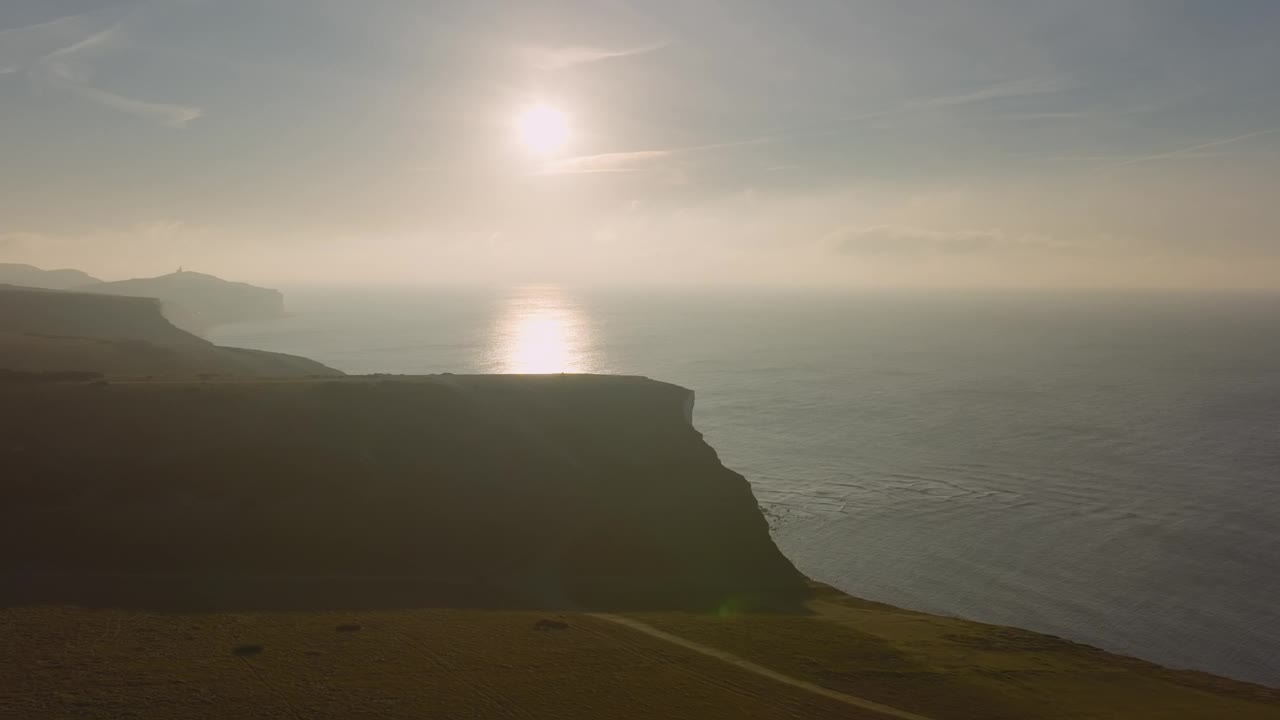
[490,287,593,374]
[515,104,569,156]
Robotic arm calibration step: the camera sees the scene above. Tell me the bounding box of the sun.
[515,104,569,156]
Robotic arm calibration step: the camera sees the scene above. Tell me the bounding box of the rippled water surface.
[212,287,1280,686]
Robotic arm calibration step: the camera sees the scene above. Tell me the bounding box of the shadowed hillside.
[0,286,339,378]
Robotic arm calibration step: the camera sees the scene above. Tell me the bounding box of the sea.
[210,286,1280,687]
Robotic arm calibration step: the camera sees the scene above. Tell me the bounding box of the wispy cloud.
[538,150,672,175]
[922,76,1072,109]
[1101,127,1280,170]
[3,7,203,127]
[644,76,1077,159]
[819,76,1075,131]
[823,225,1071,256]
[521,41,667,71]
[535,134,782,176]
[533,75,1076,184]
[61,79,203,126]
[0,7,120,74]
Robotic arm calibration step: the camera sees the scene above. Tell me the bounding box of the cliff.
[0,375,806,610]
[78,270,286,334]
[2,375,1277,718]
[0,285,339,378]
[0,263,101,290]
[1,284,207,346]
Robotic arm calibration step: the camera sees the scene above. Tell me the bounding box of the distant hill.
[0,285,339,378]
[78,270,286,334]
[0,263,100,290]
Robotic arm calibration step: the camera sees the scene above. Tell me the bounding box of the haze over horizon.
[3,0,1279,288]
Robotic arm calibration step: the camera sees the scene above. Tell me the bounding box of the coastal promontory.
[1,374,1277,718]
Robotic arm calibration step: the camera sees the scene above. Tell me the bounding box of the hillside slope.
[0,286,339,378]
[0,263,100,289]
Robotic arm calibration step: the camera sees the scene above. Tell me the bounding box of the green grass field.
[2,606,867,719]
[4,585,1276,719]
[630,585,1280,719]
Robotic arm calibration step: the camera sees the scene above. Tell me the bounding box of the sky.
[2,0,1279,287]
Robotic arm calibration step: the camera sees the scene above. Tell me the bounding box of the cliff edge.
[0,375,806,610]
[0,285,339,378]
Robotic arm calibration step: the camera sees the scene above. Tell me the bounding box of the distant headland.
[0,283,336,378]
[0,263,286,335]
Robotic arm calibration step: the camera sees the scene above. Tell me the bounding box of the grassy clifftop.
[3,587,1276,719]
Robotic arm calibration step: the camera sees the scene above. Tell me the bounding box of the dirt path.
[593,614,936,720]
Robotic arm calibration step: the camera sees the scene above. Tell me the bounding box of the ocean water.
[211,286,1280,687]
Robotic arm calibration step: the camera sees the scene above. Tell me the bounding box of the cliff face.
[0,285,203,346]
[78,271,285,334]
[0,286,339,378]
[0,375,806,610]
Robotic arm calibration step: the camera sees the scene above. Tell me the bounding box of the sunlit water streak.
[488,286,596,374]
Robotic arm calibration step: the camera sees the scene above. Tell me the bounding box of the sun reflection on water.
[492,287,594,374]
